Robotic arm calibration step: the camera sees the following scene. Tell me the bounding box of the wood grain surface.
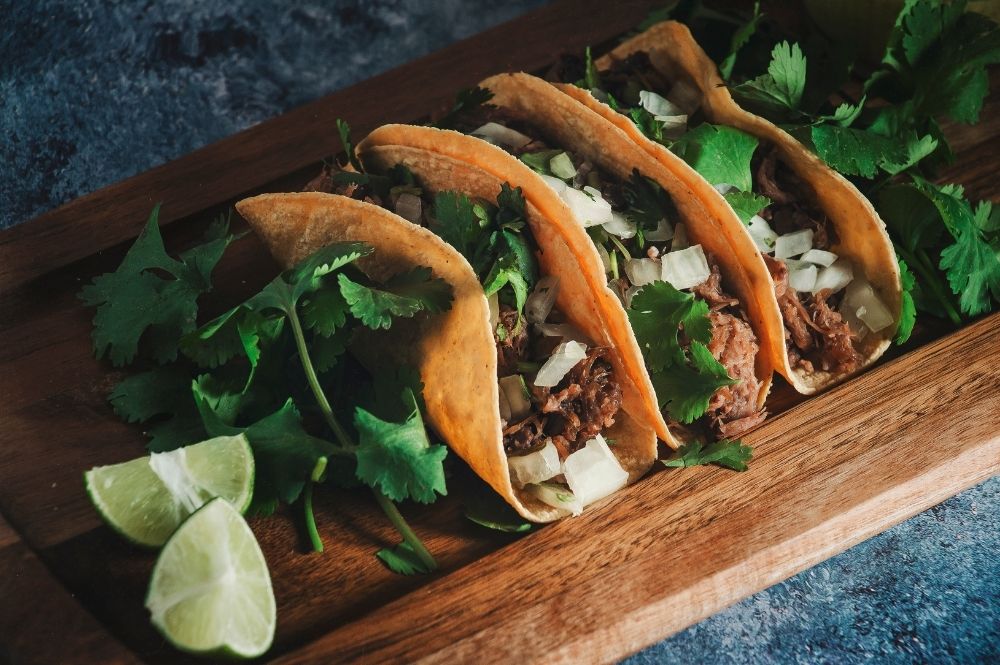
[1,1,998,663]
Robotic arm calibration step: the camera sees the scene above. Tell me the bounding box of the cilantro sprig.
[663,439,753,471]
[82,213,454,572]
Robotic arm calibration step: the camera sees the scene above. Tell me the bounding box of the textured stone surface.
[3,2,998,662]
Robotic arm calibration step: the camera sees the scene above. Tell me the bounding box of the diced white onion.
[530,483,583,516]
[714,183,735,195]
[812,258,854,294]
[602,211,637,239]
[549,152,577,180]
[666,79,703,114]
[671,223,689,250]
[661,244,711,290]
[471,122,533,151]
[562,435,629,508]
[525,275,560,324]
[499,375,532,421]
[624,258,662,287]
[788,264,818,292]
[561,186,614,227]
[639,90,683,117]
[800,249,838,267]
[487,291,499,329]
[394,193,422,223]
[783,258,809,271]
[843,278,895,332]
[747,214,778,253]
[509,441,561,487]
[534,340,587,387]
[645,217,674,241]
[535,322,590,345]
[654,114,688,139]
[498,386,511,422]
[539,173,567,195]
[774,229,814,259]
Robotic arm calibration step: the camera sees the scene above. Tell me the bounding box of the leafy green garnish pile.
[82,206,455,574]
[691,0,1000,338]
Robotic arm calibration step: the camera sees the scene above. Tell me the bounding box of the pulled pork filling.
[496,305,623,458]
[754,146,862,374]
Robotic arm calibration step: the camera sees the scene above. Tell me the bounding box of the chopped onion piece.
[654,114,688,139]
[534,341,587,387]
[595,242,613,274]
[602,211,637,239]
[714,183,735,195]
[666,79,703,114]
[471,122,533,151]
[662,244,711,290]
[800,249,838,267]
[394,192,422,223]
[525,275,560,324]
[812,258,854,294]
[639,89,683,117]
[783,258,809,270]
[774,229,814,259]
[747,214,778,253]
[843,278,895,332]
[549,152,577,180]
[508,441,561,487]
[487,291,499,329]
[498,385,511,422]
[539,173,567,195]
[645,217,674,241]
[563,435,629,507]
[530,482,582,516]
[788,264,818,292]
[671,223,689,250]
[499,375,533,422]
[561,186,614,227]
[624,258,662,287]
[535,322,590,345]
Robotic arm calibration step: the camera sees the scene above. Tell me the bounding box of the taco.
[547,20,902,394]
[238,186,657,522]
[370,73,779,444]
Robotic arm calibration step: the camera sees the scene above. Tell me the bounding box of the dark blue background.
[3,2,997,662]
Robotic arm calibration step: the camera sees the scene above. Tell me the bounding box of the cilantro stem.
[286,304,357,453]
[895,245,962,326]
[303,481,323,553]
[373,490,438,572]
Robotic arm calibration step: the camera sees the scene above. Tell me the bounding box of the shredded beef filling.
[754,146,862,375]
[691,263,766,438]
[497,305,622,457]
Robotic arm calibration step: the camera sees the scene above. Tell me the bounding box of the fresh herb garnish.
[82,214,455,572]
[433,86,495,130]
[663,439,753,471]
[670,123,759,192]
[627,280,733,424]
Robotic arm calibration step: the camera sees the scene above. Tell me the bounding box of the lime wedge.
[85,434,254,547]
[146,498,276,658]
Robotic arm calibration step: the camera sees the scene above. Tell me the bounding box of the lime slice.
[146,498,276,658]
[85,434,254,547]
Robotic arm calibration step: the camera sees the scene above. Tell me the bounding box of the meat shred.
[503,348,622,457]
[495,306,530,377]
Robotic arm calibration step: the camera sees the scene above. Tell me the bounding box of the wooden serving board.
[1,2,997,663]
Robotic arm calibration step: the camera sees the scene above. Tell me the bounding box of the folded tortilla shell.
[597,20,902,394]
[237,192,655,522]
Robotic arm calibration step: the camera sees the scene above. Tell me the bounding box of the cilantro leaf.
[671,124,759,191]
[623,170,675,231]
[337,267,453,330]
[301,287,350,336]
[628,106,669,146]
[663,439,753,471]
[895,257,917,345]
[628,280,713,370]
[433,86,494,130]
[377,541,433,575]
[79,206,234,366]
[336,118,361,170]
[354,390,448,504]
[719,1,762,80]
[651,341,736,423]
[310,327,350,373]
[109,366,207,452]
[519,149,563,176]
[732,41,807,115]
[808,125,908,179]
[938,206,1000,316]
[723,190,771,224]
[433,190,482,258]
